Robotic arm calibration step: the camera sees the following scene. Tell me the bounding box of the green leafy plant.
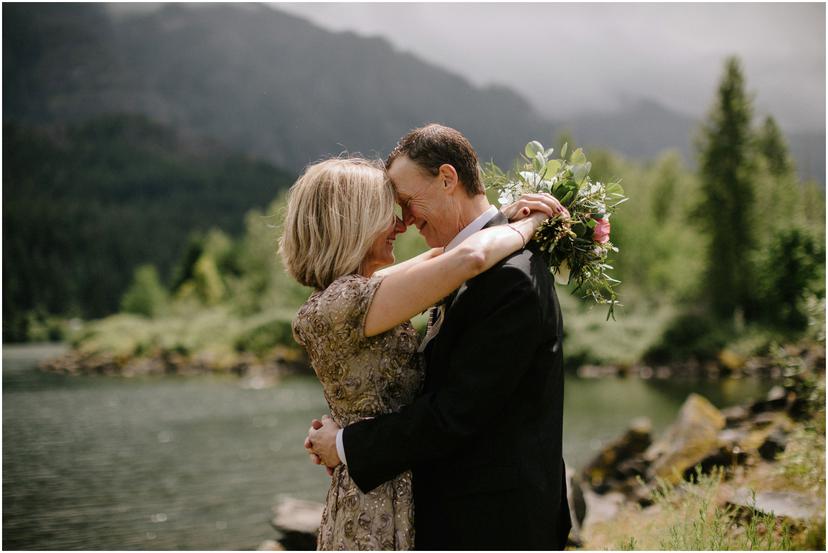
[484,140,627,319]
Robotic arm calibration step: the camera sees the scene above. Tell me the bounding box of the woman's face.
[361,214,406,277]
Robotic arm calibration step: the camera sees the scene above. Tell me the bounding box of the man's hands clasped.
[304,414,342,476]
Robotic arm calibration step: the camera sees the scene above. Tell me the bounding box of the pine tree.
[757,116,794,178]
[696,57,756,321]
[753,115,801,244]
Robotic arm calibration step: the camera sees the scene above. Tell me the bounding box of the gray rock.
[729,488,823,520]
[767,385,786,402]
[270,497,323,550]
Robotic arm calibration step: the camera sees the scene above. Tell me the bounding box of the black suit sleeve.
[343,263,543,493]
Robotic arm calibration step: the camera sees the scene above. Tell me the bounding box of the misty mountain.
[3,2,823,183]
[3,2,552,170]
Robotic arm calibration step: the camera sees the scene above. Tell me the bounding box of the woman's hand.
[501,193,569,222]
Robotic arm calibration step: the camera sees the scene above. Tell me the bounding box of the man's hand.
[304,418,335,476]
[305,415,342,471]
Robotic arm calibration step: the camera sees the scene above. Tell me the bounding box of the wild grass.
[586,467,809,550]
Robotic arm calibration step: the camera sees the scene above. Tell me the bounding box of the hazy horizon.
[270,2,825,134]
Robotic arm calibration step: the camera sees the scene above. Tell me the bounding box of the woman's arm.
[374,247,443,278]
[374,193,569,280]
[364,212,546,337]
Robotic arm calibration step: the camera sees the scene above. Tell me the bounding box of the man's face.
[387,155,456,248]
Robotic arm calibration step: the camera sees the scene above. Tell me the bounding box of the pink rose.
[593,215,611,244]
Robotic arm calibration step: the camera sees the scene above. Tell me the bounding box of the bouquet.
[483,140,627,319]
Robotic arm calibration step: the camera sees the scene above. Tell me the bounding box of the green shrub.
[758,227,825,331]
[643,311,731,364]
[234,312,298,356]
[120,264,168,317]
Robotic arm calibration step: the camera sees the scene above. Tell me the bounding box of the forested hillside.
[3,114,293,340]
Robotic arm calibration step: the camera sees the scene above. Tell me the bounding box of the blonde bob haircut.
[279,157,396,290]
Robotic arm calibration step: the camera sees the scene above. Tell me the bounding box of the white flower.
[498,190,515,206]
[520,171,540,185]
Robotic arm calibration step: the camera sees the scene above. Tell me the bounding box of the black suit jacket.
[343,212,570,550]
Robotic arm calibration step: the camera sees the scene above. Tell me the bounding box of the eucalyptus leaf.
[606,182,625,196]
[525,141,544,158]
[532,156,543,172]
[544,159,562,176]
[572,164,588,184]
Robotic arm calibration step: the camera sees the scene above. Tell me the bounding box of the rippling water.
[3,343,773,550]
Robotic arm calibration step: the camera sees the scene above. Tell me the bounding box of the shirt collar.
[444,205,498,252]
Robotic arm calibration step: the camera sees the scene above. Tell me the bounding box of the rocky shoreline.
[577,342,825,380]
[255,372,824,550]
[39,345,312,388]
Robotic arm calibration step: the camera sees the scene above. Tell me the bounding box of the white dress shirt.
[335,205,499,465]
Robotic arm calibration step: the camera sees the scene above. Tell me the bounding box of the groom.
[307,124,571,550]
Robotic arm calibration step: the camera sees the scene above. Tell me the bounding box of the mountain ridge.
[3,2,823,183]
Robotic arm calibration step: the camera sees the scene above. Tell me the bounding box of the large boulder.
[644,394,725,483]
[270,498,324,550]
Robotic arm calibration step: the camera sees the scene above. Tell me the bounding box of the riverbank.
[254,369,825,551]
[577,364,825,550]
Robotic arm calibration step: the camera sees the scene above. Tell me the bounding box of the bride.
[279,156,564,550]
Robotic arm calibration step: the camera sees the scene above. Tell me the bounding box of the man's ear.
[438,164,460,193]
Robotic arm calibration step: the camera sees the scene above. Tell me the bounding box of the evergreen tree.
[757,116,794,178]
[753,115,801,244]
[696,57,757,321]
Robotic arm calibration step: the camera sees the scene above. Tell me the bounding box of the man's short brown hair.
[386,123,484,197]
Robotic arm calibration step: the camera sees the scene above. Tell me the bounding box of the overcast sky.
[271,2,826,133]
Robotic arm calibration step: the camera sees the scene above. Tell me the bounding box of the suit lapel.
[425,210,508,365]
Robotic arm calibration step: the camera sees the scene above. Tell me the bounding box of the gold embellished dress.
[292,274,424,550]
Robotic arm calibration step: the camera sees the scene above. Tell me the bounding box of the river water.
[3,343,773,550]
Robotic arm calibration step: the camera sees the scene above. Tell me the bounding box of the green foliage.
[233,312,299,356]
[484,140,627,318]
[757,116,795,178]
[653,468,793,551]
[2,115,294,341]
[644,311,733,364]
[696,56,757,321]
[120,265,168,317]
[757,228,825,330]
[561,293,674,368]
[588,150,706,304]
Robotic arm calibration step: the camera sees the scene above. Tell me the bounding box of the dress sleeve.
[315,274,385,349]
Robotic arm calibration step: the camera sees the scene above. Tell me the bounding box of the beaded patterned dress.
[292,274,424,550]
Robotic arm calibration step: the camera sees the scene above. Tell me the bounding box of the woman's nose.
[394,216,406,233]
